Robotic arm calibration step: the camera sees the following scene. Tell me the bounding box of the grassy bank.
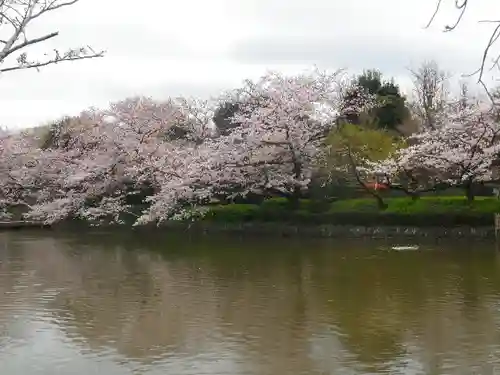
[203,196,500,227]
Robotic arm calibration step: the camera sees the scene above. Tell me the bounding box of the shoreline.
[124,221,498,239]
[0,220,496,239]
[157,222,496,239]
[0,221,51,229]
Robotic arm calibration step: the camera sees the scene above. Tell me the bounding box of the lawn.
[328,196,500,214]
[202,196,500,227]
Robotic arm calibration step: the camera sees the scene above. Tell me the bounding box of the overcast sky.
[0,0,499,129]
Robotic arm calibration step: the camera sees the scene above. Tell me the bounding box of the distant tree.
[0,0,104,75]
[213,101,241,136]
[212,93,273,136]
[374,79,410,131]
[340,69,410,132]
[162,97,214,144]
[324,121,405,208]
[338,84,370,125]
[409,60,450,130]
[357,69,383,95]
[40,116,75,150]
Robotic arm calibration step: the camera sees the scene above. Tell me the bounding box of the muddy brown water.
[0,230,499,374]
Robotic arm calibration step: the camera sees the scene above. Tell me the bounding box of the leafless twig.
[425,0,500,99]
[408,60,450,130]
[0,0,104,75]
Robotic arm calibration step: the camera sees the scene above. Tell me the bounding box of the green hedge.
[202,197,500,227]
[329,196,500,213]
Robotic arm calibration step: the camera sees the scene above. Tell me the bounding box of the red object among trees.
[365,182,389,190]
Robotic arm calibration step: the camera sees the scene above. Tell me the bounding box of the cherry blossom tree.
[325,122,404,208]
[366,98,500,201]
[0,96,198,224]
[213,68,374,207]
[0,69,375,226]
[135,71,371,222]
[0,127,54,219]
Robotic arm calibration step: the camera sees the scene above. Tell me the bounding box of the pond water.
[0,230,500,374]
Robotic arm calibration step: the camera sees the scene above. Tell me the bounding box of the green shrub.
[204,196,500,227]
[329,196,500,214]
[204,204,261,222]
[251,197,330,213]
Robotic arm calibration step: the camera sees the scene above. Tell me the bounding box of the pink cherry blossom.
[0,68,375,225]
[366,97,500,198]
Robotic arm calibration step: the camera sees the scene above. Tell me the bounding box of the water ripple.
[1,233,500,374]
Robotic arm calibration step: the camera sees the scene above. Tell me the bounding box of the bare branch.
[30,0,79,21]
[477,22,500,83]
[0,49,105,73]
[444,0,468,31]
[0,0,104,75]
[425,0,443,28]
[408,60,450,130]
[424,0,500,91]
[0,31,58,60]
[426,0,468,31]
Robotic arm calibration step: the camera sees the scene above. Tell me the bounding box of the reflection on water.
[0,230,500,374]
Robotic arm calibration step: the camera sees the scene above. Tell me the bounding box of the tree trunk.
[343,145,388,209]
[397,186,420,200]
[464,180,474,202]
[356,181,387,210]
[288,153,303,210]
[403,189,420,200]
[374,192,388,210]
[288,186,301,210]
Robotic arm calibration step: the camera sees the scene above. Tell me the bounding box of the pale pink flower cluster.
[0,69,372,225]
[366,99,500,193]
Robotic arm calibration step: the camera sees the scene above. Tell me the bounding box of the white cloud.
[0,0,499,128]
